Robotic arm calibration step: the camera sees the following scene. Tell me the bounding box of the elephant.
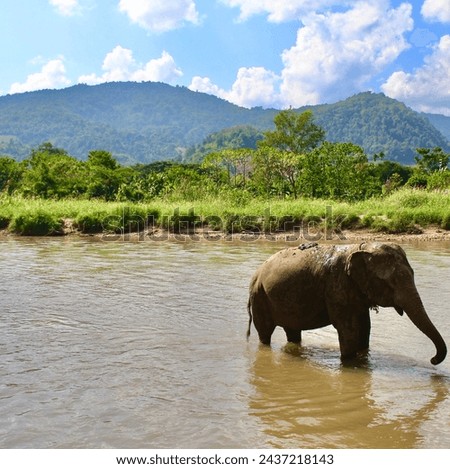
[247,242,447,365]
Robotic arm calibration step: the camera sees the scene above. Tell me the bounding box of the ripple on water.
[0,238,449,448]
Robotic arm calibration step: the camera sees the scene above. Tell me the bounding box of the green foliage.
[427,170,450,190]
[0,187,448,237]
[302,142,369,200]
[311,92,449,163]
[0,84,447,164]
[0,104,449,237]
[424,113,450,140]
[74,204,159,234]
[185,125,263,162]
[0,156,22,194]
[85,150,136,200]
[10,210,63,236]
[415,147,449,172]
[20,143,87,198]
[259,110,325,154]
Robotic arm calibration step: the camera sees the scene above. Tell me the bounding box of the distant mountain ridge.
[0,82,448,164]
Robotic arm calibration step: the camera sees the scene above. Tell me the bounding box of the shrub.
[10,211,64,236]
[75,205,159,234]
[441,213,450,230]
[0,214,10,230]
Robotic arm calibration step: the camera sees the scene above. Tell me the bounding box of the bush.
[75,205,159,234]
[75,211,108,233]
[395,190,430,208]
[10,211,64,236]
[371,212,421,234]
[441,213,450,230]
[427,171,450,190]
[0,214,10,230]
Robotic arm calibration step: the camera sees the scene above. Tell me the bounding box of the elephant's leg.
[251,294,276,345]
[335,309,371,360]
[336,329,359,360]
[358,310,371,351]
[284,327,302,344]
[254,317,275,345]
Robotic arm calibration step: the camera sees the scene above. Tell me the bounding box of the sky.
[0,0,449,115]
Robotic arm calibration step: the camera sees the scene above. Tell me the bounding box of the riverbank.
[0,189,449,241]
[2,222,449,244]
[100,228,450,245]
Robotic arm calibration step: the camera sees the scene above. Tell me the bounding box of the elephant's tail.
[247,296,253,341]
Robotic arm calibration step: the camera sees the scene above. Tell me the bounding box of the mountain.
[0,82,447,164]
[308,92,449,162]
[423,113,450,141]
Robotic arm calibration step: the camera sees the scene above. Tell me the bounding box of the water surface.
[0,238,449,448]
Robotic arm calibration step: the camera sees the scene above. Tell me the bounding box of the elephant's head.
[346,242,447,365]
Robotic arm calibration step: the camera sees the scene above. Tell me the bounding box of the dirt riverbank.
[1,223,449,244]
[81,225,450,244]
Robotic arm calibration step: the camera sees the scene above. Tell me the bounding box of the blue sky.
[0,0,449,115]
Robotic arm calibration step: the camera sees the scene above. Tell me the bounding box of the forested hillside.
[424,113,450,141]
[310,93,449,162]
[0,82,447,164]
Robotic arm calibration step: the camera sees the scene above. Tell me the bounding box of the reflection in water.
[249,345,449,448]
[0,238,449,448]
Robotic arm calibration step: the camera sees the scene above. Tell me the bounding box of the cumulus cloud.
[382,35,450,116]
[49,0,80,16]
[421,0,450,23]
[190,2,414,108]
[221,0,350,22]
[278,1,413,107]
[190,67,280,108]
[225,67,280,108]
[189,76,224,97]
[9,58,71,94]
[118,0,200,32]
[78,46,183,85]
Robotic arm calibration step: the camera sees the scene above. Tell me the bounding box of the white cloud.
[78,46,182,85]
[190,2,414,109]
[221,0,350,22]
[49,0,80,16]
[9,58,71,94]
[189,67,280,108]
[189,76,224,97]
[382,35,450,116]
[225,67,280,108]
[118,0,200,32]
[278,1,413,107]
[421,0,450,23]
[133,51,183,82]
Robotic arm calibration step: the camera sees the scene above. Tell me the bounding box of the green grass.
[0,188,449,236]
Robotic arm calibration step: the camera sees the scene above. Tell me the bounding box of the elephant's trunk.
[400,291,447,365]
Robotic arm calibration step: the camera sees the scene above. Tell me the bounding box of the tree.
[259,110,325,154]
[305,142,369,200]
[251,148,284,198]
[86,150,132,200]
[87,150,119,170]
[0,156,22,194]
[20,143,86,198]
[202,149,252,187]
[414,147,449,173]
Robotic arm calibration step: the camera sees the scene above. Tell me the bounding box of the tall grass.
[0,188,448,236]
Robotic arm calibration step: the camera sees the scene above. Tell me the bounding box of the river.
[0,237,449,448]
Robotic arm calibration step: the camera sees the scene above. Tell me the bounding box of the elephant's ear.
[345,250,371,295]
[346,249,396,293]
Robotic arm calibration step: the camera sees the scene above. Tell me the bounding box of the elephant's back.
[263,245,322,270]
[257,246,324,287]
[255,246,329,325]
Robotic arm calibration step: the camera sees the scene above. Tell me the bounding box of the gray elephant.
[247,242,447,365]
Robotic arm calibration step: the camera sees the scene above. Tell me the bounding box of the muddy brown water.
[0,238,449,448]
